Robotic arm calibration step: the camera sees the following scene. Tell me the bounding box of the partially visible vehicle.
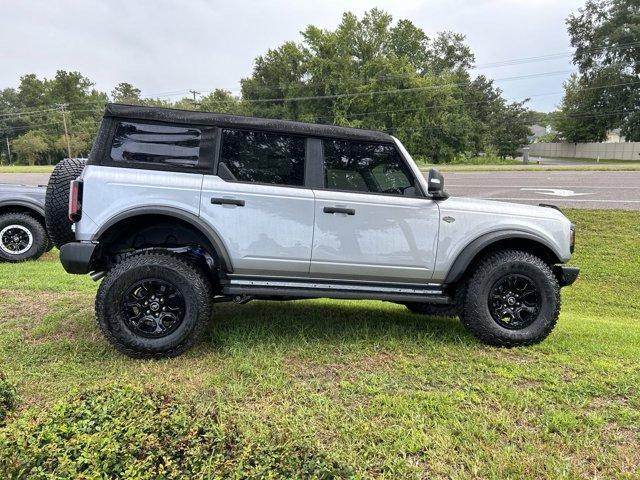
[0,184,52,262]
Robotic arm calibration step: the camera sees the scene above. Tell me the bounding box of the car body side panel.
[200,176,315,276]
[74,165,203,241]
[311,189,440,282]
[432,197,572,282]
[0,185,46,216]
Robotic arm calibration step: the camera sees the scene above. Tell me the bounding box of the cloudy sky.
[1,0,586,112]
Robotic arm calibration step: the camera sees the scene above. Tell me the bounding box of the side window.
[219,129,305,186]
[110,122,203,168]
[323,139,416,195]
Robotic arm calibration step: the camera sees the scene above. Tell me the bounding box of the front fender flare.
[443,229,562,284]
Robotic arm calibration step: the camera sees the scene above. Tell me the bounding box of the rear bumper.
[553,265,580,287]
[59,242,97,274]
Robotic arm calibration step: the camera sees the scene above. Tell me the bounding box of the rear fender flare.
[93,206,233,272]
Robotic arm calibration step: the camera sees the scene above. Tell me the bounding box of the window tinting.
[111,122,201,167]
[219,129,305,186]
[323,140,415,195]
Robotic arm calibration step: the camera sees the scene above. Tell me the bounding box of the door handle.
[211,197,245,207]
[323,206,355,215]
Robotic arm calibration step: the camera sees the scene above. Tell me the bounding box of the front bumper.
[553,265,580,287]
[59,242,97,274]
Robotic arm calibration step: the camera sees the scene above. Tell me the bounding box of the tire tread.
[460,249,560,347]
[0,212,47,262]
[45,158,86,248]
[95,250,213,359]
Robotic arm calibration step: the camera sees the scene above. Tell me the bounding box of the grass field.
[0,209,639,478]
[0,165,55,173]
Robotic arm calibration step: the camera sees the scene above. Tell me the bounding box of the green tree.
[0,71,108,163]
[488,100,532,158]
[558,0,640,141]
[240,8,515,162]
[11,130,48,165]
[198,89,245,114]
[554,74,617,142]
[54,133,92,159]
[111,82,142,104]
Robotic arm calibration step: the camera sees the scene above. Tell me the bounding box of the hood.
[438,196,568,222]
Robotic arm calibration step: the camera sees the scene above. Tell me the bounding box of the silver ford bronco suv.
[46,104,579,358]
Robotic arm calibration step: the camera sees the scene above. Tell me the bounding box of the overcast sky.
[1,0,586,112]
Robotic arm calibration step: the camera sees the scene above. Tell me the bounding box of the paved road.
[2,170,639,210]
[0,173,50,186]
[443,170,640,210]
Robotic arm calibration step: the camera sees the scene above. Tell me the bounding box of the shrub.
[0,384,351,479]
[0,373,16,424]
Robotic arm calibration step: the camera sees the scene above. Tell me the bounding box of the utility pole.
[5,137,11,165]
[57,103,72,158]
[189,90,200,106]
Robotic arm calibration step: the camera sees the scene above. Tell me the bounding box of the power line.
[0,104,104,120]
[237,70,575,104]
[0,122,60,133]
[315,79,640,122]
[3,41,639,113]
[148,41,640,99]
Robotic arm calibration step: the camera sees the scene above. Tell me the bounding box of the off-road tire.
[404,302,458,318]
[460,250,560,347]
[45,158,86,248]
[95,251,213,359]
[0,213,48,262]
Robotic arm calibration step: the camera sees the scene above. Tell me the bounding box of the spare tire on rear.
[45,158,86,249]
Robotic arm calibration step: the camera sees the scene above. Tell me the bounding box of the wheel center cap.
[150,302,160,312]
[507,297,516,306]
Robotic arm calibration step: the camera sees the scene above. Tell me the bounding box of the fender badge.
[443,216,455,223]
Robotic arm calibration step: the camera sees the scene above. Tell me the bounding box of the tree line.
[1,2,636,166]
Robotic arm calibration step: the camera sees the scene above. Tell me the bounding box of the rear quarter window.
[110,122,205,168]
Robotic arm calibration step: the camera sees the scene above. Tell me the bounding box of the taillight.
[68,180,83,222]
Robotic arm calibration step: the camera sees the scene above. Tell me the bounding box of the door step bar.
[222,277,451,304]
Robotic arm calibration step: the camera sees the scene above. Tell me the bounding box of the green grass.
[0,210,639,478]
[533,157,640,165]
[0,165,55,173]
[415,156,521,167]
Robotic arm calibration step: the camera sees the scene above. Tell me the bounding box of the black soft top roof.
[104,103,394,143]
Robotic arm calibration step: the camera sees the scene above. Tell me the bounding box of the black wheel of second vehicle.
[95,251,213,359]
[0,213,47,262]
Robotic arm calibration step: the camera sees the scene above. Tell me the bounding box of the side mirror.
[427,168,448,199]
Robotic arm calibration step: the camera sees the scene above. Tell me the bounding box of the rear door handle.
[323,206,355,215]
[211,197,245,207]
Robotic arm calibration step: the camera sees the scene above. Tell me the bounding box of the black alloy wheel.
[123,279,186,338]
[0,225,32,255]
[488,274,541,330]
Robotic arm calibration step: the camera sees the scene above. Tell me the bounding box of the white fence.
[528,142,640,161]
